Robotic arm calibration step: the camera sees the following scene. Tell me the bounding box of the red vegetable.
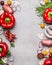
[43,58,52,65]
[0,42,8,57]
[3,4,13,13]
[41,39,52,46]
[43,8,52,23]
[0,12,15,29]
[5,30,16,42]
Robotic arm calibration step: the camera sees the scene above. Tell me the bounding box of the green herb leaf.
[7,50,11,56]
[36,2,52,16]
[10,42,15,47]
[0,59,4,64]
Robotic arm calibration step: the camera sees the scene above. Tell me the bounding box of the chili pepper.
[5,30,16,42]
[0,12,15,29]
[43,8,52,23]
[0,42,8,57]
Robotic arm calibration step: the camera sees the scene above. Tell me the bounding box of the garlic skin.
[2,57,8,63]
[11,1,21,12]
[39,60,44,65]
[0,9,4,15]
[37,33,46,39]
[40,0,45,5]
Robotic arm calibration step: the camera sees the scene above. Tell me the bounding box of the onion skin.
[41,39,52,46]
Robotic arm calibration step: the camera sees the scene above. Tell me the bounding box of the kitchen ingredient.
[12,1,21,12]
[49,48,52,53]
[43,58,52,65]
[36,2,52,16]
[0,1,4,6]
[40,0,45,5]
[0,9,4,15]
[49,53,52,58]
[2,57,8,63]
[7,50,11,56]
[3,4,13,13]
[0,59,4,64]
[42,50,48,56]
[39,60,44,65]
[37,50,42,53]
[43,8,52,23]
[7,0,12,6]
[40,22,45,29]
[0,42,8,57]
[12,6,17,12]
[37,33,46,39]
[10,42,15,47]
[0,12,15,29]
[41,39,52,46]
[37,53,44,59]
[44,0,49,4]
[5,30,16,42]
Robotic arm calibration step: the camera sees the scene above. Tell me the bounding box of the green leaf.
[0,59,4,64]
[10,42,15,47]
[36,2,52,16]
[7,50,11,56]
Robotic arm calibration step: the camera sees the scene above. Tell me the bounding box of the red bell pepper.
[0,42,8,57]
[43,8,52,23]
[0,12,15,29]
[43,58,52,65]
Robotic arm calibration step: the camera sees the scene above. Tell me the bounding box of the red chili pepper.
[43,8,52,23]
[0,12,15,29]
[0,42,8,57]
[5,30,16,42]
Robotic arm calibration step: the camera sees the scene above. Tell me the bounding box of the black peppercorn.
[0,1,4,6]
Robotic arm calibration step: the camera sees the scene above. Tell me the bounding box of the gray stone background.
[12,0,41,65]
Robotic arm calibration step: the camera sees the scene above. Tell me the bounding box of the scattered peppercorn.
[6,64,9,65]
[0,1,4,6]
[37,53,44,59]
[49,53,52,58]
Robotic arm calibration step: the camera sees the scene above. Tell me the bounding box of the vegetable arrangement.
[0,0,21,64]
[36,0,52,65]
[36,2,52,16]
[43,8,52,23]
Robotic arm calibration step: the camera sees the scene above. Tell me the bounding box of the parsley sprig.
[36,2,52,16]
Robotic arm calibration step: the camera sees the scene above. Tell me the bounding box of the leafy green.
[7,50,11,56]
[0,59,4,64]
[36,2,52,16]
[10,42,15,47]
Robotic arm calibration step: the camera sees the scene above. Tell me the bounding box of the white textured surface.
[0,0,43,65]
[12,0,41,65]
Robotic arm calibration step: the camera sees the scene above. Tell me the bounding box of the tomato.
[43,8,52,23]
[0,12,15,29]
